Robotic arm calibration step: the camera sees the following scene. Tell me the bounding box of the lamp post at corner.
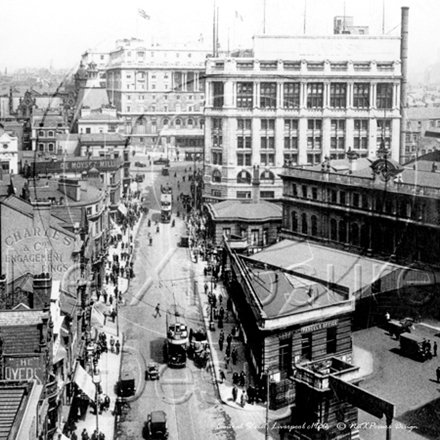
[92,367,102,436]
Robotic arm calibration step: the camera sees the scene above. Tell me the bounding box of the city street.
[115,155,239,440]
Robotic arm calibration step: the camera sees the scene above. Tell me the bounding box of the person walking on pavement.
[225,354,230,370]
[240,390,247,408]
[218,330,224,351]
[434,341,438,357]
[232,346,238,365]
[226,332,232,350]
[225,344,231,358]
[154,303,161,317]
[156,225,160,233]
[115,339,121,355]
[437,366,440,383]
[81,429,89,440]
[110,336,115,353]
[71,432,78,440]
[219,369,226,383]
[232,385,238,402]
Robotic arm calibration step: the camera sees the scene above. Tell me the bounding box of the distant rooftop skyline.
[0,0,438,82]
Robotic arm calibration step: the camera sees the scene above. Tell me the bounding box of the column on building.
[322,117,331,159]
[224,80,234,108]
[345,118,354,150]
[368,114,378,157]
[275,117,284,168]
[298,117,308,164]
[224,116,237,199]
[252,115,261,169]
[391,117,401,161]
[254,81,260,110]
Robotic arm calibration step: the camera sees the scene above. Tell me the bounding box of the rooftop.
[248,239,407,297]
[241,259,348,319]
[209,200,282,221]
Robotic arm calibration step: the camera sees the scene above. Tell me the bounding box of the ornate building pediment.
[369,158,404,182]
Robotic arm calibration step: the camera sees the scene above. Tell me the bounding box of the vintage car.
[143,410,168,439]
[135,161,147,167]
[146,362,160,380]
[153,157,170,166]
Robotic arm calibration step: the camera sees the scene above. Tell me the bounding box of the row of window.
[289,186,424,220]
[212,82,394,110]
[125,104,199,112]
[125,51,195,59]
[213,117,388,132]
[126,93,203,101]
[279,327,337,373]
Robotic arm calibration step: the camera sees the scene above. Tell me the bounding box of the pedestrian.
[437,367,440,383]
[218,293,223,304]
[226,332,232,348]
[239,370,246,387]
[154,303,161,317]
[240,390,247,407]
[71,432,78,440]
[219,331,224,351]
[225,345,231,358]
[115,339,121,355]
[219,306,225,320]
[110,336,115,353]
[219,369,226,383]
[103,291,108,304]
[427,340,432,357]
[109,295,113,306]
[435,341,438,357]
[225,354,230,369]
[232,346,238,365]
[156,225,160,233]
[81,429,89,440]
[232,385,238,402]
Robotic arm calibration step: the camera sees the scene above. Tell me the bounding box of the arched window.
[311,215,318,236]
[350,223,360,246]
[339,220,347,243]
[48,131,54,137]
[163,118,169,128]
[236,170,251,184]
[291,211,298,232]
[260,170,275,183]
[48,143,54,152]
[301,213,308,234]
[187,118,194,128]
[175,118,181,129]
[38,130,45,137]
[134,116,147,134]
[330,219,337,241]
[212,169,222,183]
[38,143,44,151]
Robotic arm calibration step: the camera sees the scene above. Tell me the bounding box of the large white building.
[203,33,402,202]
[105,38,211,152]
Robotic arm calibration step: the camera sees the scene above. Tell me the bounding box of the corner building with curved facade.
[203,34,402,203]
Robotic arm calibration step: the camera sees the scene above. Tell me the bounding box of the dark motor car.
[143,410,168,439]
[153,157,170,166]
[135,161,147,167]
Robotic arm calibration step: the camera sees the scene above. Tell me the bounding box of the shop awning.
[118,203,128,216]
[53,344,67,364]
[73,364,95,401]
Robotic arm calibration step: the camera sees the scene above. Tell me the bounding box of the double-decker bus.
[164,305,188,368]
[160,183,172,223]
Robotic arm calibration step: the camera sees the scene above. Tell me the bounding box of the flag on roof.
[138,8,150,20]
[235,11,243,21]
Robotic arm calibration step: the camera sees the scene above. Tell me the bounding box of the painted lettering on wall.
[4,356,43,385]
[301,319,339,334]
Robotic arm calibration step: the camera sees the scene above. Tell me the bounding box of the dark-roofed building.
[221,239,366,436]
[0,195,79,281]
[0,380,44,440]
[205,199,282,251]
[0,307,55,437]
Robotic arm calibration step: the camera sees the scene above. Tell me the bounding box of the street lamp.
[92,367,102,436]
[209,276,215,331]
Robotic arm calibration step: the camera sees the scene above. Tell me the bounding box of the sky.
[1,0,438,82]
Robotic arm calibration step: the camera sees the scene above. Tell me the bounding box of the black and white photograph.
[0,1,439,439]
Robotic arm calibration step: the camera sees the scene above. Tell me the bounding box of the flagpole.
[303,0,307,34]
[137,11,139,39]
[263,0,266,34]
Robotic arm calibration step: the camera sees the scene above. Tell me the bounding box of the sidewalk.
[191,247,289,419]
[70,211,144,440]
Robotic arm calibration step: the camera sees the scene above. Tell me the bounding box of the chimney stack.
[400,7,409,163]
